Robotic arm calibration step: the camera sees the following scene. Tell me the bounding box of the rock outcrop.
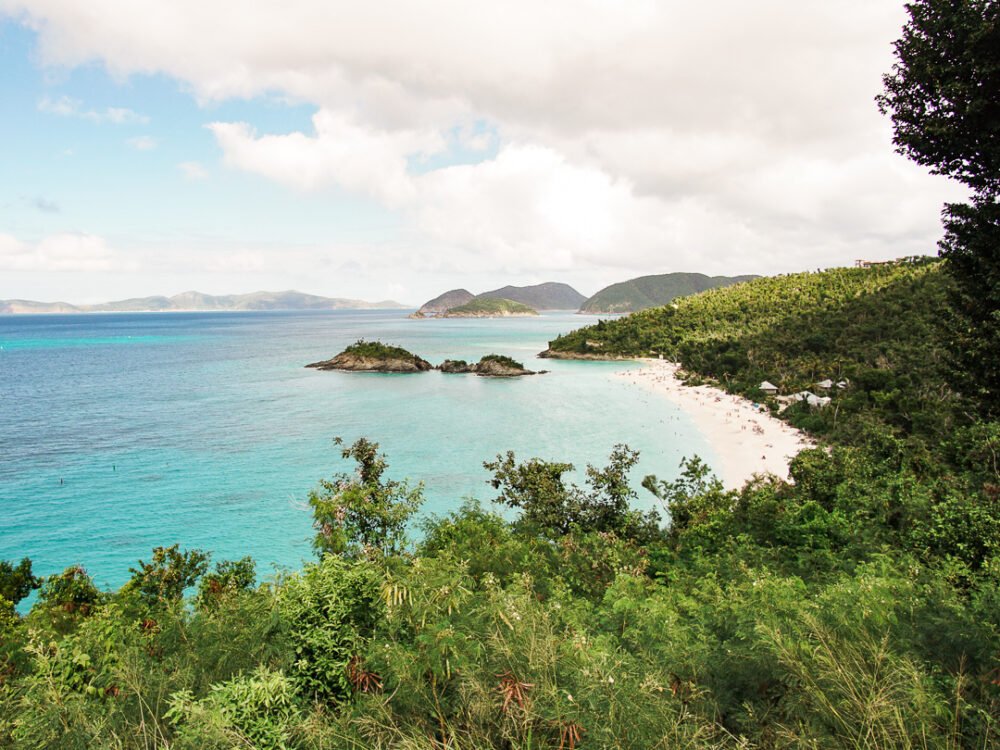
[306,341,432,373]
[439,359,474,373]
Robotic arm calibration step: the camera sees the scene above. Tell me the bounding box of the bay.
[0,310,715,588]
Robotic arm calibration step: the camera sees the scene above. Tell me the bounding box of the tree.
[939,198,1000,412]
[486,444,661,541]
[876,0,1000,196]
[127,544,210,605]
[878,0,1000,414]
[0,558,40,608]
[309,437,423,558]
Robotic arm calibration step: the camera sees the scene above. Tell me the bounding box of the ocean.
[0,310,714,589]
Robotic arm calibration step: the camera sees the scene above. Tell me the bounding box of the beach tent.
[759,381,778,395]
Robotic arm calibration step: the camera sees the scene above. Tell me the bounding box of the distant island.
[412,281,584,317]
[442,298,538,317]
[0,290,409,314]
[307,341,540,376]
[578,272,758,314]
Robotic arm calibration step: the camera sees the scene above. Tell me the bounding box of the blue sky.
[0,21,413,301]
[0,2,964,304]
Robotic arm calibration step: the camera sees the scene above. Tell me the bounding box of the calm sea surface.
[0,310,714,588]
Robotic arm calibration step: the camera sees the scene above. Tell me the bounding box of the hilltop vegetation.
[413,282,585,317]
[474,282,586,310]
[579,272,758,314]
[306,340,433,372]
[442,297,539,317]
[548,258,959,449]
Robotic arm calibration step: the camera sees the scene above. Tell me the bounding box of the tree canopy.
[876,0,1000,197]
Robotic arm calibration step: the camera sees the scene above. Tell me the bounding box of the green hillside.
[579,272,758,313]
[548,258,959,447]
[442,297,538,316]
[475,282,586,310]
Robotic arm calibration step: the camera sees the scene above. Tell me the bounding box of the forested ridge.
[578,272,758,314]
[547,258,960,452]
[4,2,1000,747]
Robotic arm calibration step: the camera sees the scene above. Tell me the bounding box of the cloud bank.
[2,0,967,293]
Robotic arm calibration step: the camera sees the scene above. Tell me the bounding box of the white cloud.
[177,160,209,180]
[0,232,123,272]
[126,135,158,150]
[208,110,444,203]
[3,0,967,286]
[38,94,149,124]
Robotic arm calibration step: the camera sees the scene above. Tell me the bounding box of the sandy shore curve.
[617,360,814,489]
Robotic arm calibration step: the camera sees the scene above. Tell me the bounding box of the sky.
[0,1,967,305]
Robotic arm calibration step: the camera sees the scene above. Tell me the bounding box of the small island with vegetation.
[440,354,541,377]
[306,340,433,373]
[307,343,542,377]
[441,298,539,317]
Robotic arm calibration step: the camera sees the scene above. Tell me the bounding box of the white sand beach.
[617,360,814,490]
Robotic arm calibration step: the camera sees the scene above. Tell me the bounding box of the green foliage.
[876,0,1000,197]
[939,198,1000,417]
[550,260,937,359]
[32,566,103,635]
[167,666,300,749]
[444,297,537,315]
[477,353,524,369]
[277,555,382,704]
[127,545,209,607]
[309,437,423,559]
[419,501,549,586]
[342,339,419,360]
[0,559,39,608]
[485,444,662,542]
[581,271,757,313]
[878,1,1000,420]
[196,556,256,608]
[550,260,965,457]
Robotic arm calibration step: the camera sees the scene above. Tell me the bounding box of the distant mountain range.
[415,289,476,315]
[0,290,409,314]
[579,272,759,314]
[414,282,586,316]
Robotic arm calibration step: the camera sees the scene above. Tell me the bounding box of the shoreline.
[617,360,814,489]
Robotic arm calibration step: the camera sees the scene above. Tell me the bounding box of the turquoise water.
[0,310,714,589]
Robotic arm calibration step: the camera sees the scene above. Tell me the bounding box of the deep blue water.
[0,310,714,589]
